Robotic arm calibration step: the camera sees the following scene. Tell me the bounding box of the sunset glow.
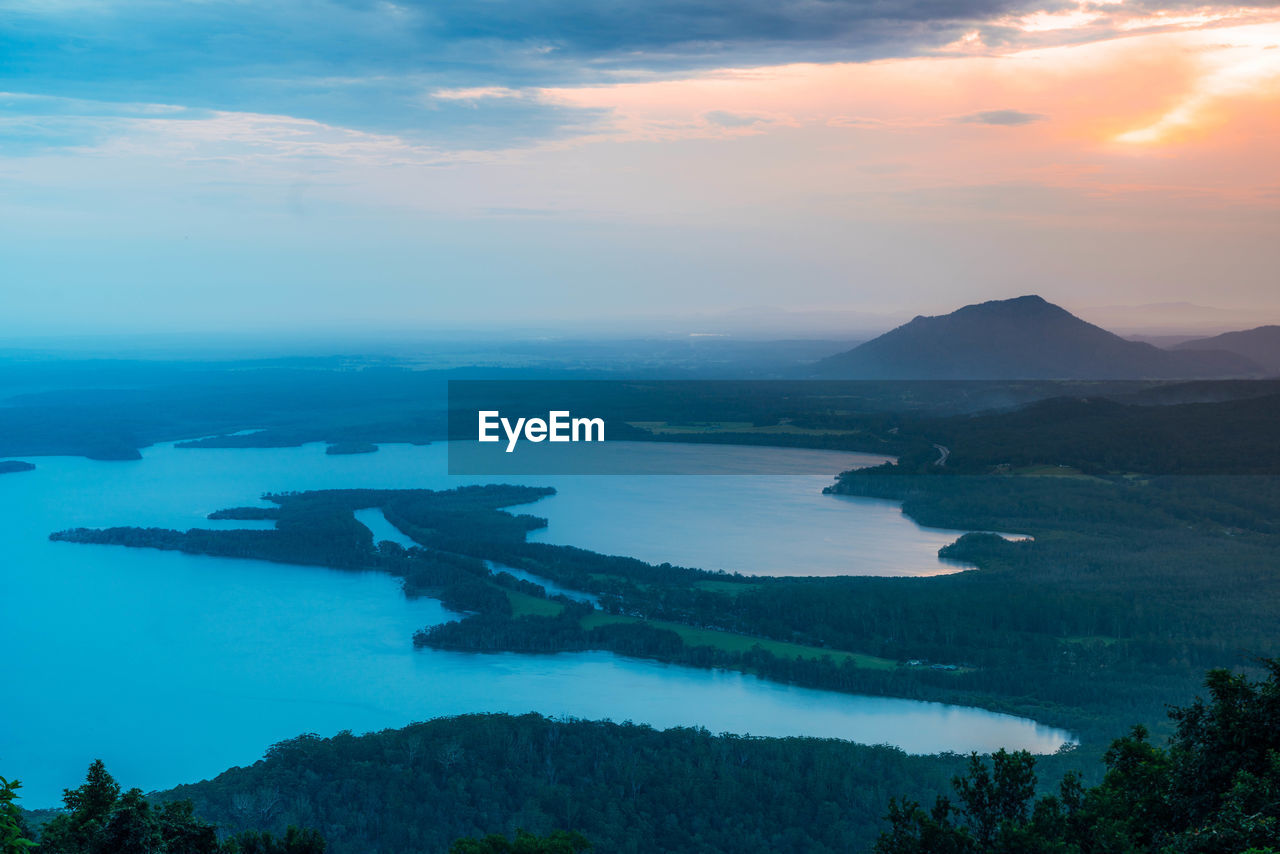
[2,0,1278,331]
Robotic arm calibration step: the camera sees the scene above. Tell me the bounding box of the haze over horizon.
[3,297,1275,358]
[4,1,1279,336]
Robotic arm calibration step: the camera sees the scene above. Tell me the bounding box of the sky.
[3,0,1279,338]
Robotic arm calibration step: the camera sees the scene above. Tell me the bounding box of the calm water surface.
[1,442,1065,806]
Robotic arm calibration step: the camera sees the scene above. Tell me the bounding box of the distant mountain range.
[1077,300,1263,335]
[1174,326,1280,374]
[813,295,1266,379]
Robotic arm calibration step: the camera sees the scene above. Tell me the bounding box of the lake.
[1,441,1066,806]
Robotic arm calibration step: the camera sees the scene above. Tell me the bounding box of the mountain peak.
[956,294,1058,314]
[993,294,1048,306]
[814,296,1261,380]
[905,295,1068,326]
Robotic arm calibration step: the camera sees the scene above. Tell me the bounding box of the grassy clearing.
[507,590,565,618]
[1011,465,1104,480]
[581,613,899,670]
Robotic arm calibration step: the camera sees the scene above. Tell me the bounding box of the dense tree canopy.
[162,716,974,854]
[448,830,591,854]
[35,761,325,854]
[877,661,1280,853]
[1,776,34,854]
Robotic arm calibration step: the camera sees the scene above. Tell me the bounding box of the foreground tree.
[877,661,1280,853]
[450,829,592,854]
[37,762,323,854]
[221,826,326,853]
[1,776,35,854]
[38,760,131,854]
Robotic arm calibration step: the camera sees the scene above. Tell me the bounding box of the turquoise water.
[1,442,1068,806]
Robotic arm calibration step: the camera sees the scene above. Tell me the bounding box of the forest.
[449,379,1280,474]
[873,662,1280,853]
[6,760,584,854]
[7,359,1279,473]
[12,663,1275,853]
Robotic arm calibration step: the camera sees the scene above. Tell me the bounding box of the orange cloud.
[527,18,1280,218]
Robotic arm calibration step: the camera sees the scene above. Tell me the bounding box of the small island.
[325,441,379,455]
[0,460,35,475]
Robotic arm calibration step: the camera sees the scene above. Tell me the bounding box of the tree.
[877,662,1280,853]
[100,789,163,854]
[449,829,592,854]
[35,761,318,854]
[39,759,121,854]
[221,827,326,854]
[0,776,35,854]
[875,750,1078,854]
[157,800,221,854]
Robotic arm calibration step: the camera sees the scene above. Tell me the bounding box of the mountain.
[1078,301,1260,335]
[813,295,1262,379]
[1175,326,1280,375]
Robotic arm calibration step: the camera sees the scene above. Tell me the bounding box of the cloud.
[953,109,1048,125]
[0,92,459,166]
[413,0,1018,56]
[2,12,1280,336]
[1,0,1275,154]
[704,110,769,127]
[430,87,528,102]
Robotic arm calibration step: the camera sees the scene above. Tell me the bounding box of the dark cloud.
[1,0,1047,96]
[2,0,1034,146]
[413,0,1019,53]
[953,109,1048,126]
[0,0,1211,148]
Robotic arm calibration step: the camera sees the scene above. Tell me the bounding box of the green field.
[508,588,901,669]
[1010,465,1101,479]
[506,590,565,618]
[581,613,899,670]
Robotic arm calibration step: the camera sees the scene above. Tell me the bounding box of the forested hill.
[151,662,1280,854]
[813,296,1260,379]
[158,714,972,854]
[626,384,1280,475]
[900,391,1280,474]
